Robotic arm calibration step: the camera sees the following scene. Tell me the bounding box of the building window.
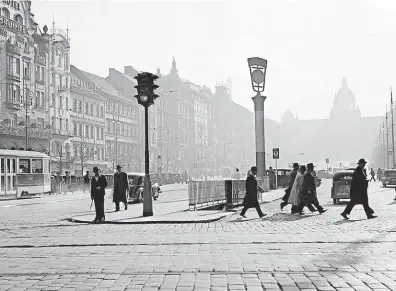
[101,128,104,140]
[90,104,93,115]
[73,122,77,135]
[73,99,77,111]
[85,125,89,138]
[59,118,63,131]
[65,119,69,131]
[78,100,82,113]
[96,127,99,139]
[35,91,40,107]
[79,124,82,137]
[66,97,69,110]
[59,96,63,108]
[85,102,89,114]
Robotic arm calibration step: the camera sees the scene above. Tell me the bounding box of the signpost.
[273,148,279,189]
[326,158,329,172]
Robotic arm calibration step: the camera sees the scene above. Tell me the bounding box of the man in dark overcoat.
[240,166,266,218]
[113,165,129,211]
[341,159,377,220]
[91,166,108,223]
[299,163,327,214]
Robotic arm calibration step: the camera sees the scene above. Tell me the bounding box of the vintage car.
[316,170,333,179]
[331,170,354,204]
[127,172,161,203]
[381,169,396,188]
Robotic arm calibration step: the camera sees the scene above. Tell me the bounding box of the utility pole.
[391,89,395,168]
[386,107,390,169]
[383,123,386,168]
[114,114,119,171]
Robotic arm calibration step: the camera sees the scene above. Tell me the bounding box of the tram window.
[19,159,31,173]
[32,159,43,173]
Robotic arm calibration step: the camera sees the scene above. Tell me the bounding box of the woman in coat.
[288,165,306,213]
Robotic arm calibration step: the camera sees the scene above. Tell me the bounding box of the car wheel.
[333,198,337,205]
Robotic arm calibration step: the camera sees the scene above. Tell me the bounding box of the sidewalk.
[69,187,286,224]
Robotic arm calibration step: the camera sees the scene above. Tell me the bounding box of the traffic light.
[134,72,160,107]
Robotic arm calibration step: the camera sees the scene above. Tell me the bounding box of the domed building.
[330,78,361,121]
[281,110,295,124]
[265,78,382,170]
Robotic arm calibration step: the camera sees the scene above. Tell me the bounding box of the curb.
[0,196,42,202]
[67,214,228,225]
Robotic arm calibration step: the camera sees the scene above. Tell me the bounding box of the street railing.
[188,176,270,211]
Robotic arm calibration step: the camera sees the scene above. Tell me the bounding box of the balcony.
[6,72,20,82]
[34,54,46,65]
[51,129,73,138]
[6,40,20,54]
[0,125,51,139]
[5,101,21,110]
[0,15,25,34]
[57,85,68,93]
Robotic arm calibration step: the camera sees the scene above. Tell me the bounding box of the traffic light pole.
[143,106,153,217]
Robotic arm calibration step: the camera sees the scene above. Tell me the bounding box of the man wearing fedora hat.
[299,163,327,214]
[240,166,267,218]
[91,166,108,223]
[341,158,377,220]
[113,165,129,212]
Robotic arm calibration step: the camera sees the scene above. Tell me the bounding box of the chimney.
[156,68,161,76]
[109,68,116,76]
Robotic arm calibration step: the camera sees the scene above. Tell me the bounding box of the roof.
[79,69,121,97]
[0,149,50,159]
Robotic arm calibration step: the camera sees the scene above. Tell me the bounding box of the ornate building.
[0,0,51,151]
[269,78,382,170]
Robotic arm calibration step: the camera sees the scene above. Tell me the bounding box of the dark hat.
[116,165,122,169]
[307,163,315,169]
[358,158,367,164]
[251,166,258,172]
[293,162,299,168]
[93,166,99,172]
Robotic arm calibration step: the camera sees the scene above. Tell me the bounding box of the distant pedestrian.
[369,168,376,182]
[240,166,267,219]
[268,166,276,189]
[91,167,108,223]
[341,159,376,220]
[83,171,90,193]
[235,168,241,180]
[377,168,383,181]
[113,165,128,212]
[298,163,327,214]
[281,163,299,210]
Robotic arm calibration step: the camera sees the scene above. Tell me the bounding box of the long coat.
[243,174,259,208]
[91,175,108,199]
[288,172,304,206]
[300,172,319,205]
[282,169,298,202]
[350,166,369,204]
[113,171,128,203]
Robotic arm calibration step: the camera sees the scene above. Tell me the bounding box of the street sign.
[326,158,329,164]
[272,148,279,160]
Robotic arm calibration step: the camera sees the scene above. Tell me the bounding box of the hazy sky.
[33,0,396,122]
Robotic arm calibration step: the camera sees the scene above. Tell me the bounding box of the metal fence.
[188,176,270,211]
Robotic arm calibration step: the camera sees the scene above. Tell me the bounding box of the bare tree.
[78,140,91,176]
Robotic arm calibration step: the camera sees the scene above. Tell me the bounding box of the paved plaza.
[1,180,396,290]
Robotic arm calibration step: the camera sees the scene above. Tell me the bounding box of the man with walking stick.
[91,166,108,223]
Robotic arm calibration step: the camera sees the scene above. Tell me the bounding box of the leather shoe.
[341,213,349,220]
[318,209,327,214]
[367,215,377,219]
[124,203,128,210]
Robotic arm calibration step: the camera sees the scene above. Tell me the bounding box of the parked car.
[127,172,161,203]
[381,169,396,188]
[331,169,353,204]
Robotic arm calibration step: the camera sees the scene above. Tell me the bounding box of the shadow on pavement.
[333,218,366,225]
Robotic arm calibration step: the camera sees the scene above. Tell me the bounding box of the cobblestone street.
[1,180,396,290]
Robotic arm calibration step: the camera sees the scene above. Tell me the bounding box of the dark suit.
[299,171,324,212]
[113,171,128,209]
[91,175,108,221]
[342,166,374,217]
[240,174,265,217]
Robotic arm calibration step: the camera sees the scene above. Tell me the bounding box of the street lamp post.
[247,58,268,178]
